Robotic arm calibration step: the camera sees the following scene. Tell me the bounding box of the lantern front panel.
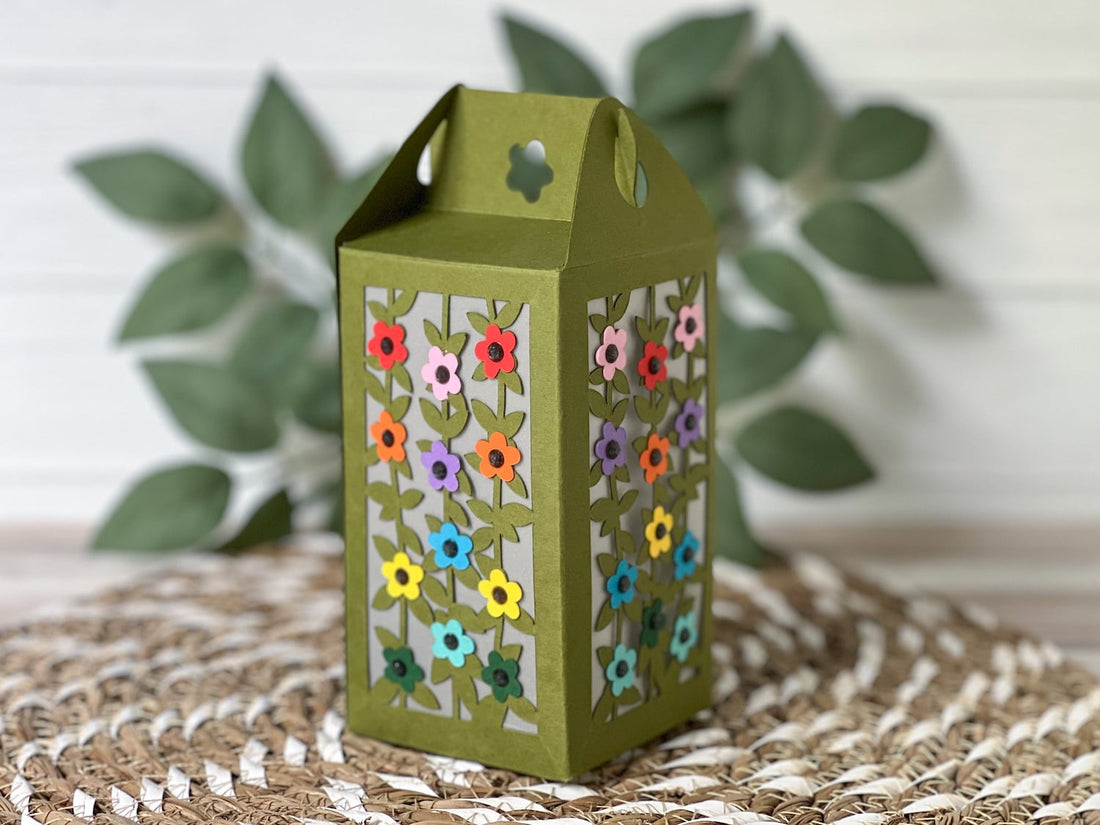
[359,285,539,733]
[586,272,710,721]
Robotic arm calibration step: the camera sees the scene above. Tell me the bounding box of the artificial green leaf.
[648,102,732,183]
[219,488,293,553]
[93,463,230,551]
[801,198,936,284]
[143,360,279,452]
[713,458,765,566]
[317,153,393,269]
[291,361,342,434]
[241,74,336,228]
[118,245,251,341]
[230,300,319,384]
[73,149,223,224]
[739,249,839,333]
[632,10,753,119]
[717,311,817,402]
[832,104,932,182]
[736,405,874,491]
[727,34,820,180]
[501,14,608,97]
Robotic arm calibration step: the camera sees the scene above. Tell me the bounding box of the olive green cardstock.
[337,86,717,780]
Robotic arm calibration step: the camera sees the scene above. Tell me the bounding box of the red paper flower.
[636,340,668,391]
[367,321,408,370]
[474,324,517,379]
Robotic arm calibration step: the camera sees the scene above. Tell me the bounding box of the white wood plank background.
[3,1,1100,529]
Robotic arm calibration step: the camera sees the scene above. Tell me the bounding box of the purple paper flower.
[674,398,704,447]
[594,421,627,475]
[421,346,461,401]
[420,440,461,492]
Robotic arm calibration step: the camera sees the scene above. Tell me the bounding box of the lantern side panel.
[586,273,710,721]
[358,285,538,733]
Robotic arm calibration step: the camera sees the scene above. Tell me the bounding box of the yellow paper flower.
[645,506,674,558]
[478,568,523,620]
[381,552,424,600]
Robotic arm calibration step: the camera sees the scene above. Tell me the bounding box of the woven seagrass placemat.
[1,546,1098,825]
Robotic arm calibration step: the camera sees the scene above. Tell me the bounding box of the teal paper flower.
[431,619,475,668]
[670,612,698,663]
[482,650,523,702]
[640,599,666,649]
[673,531,700,581]
[605,559,637,609]
[605,644,637,697]
[383,646,423,693]
[428,522,473,571]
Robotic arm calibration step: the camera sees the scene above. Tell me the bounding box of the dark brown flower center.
[442,539,458,558]
[605,440,620,459]
[391,660,407,677]
[444,633,459,650]
[681,546,694,561]
[648,611,663,630]
[493,668,510,687]
[382,430,395,447]
[615,660,629,678]
[432,461,448,480]
[649,449,662,467]
[434,365,450,384]
[380,337,394,355]
[492,586,508,605]
[487,342,504,362]
[680,628,691,643]
[685,415,697,431]
[604,344,619,363]
[617,575,630,593]
[685,318,697,334]
[395,568,409,585]
[648,356,662,375]
[655,524,667,540]
[488,449,505,468]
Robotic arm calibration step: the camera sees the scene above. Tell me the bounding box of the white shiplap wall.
[2,0,1099,527]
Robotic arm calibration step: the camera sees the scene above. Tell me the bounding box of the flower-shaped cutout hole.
[506,139,554,203]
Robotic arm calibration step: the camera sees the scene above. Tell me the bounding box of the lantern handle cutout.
[614,109,648,208]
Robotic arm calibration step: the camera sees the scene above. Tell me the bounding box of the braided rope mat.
[2,546,1099,825]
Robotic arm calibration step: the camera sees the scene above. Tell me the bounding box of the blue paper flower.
[428,522,473,570]
[670,612,698,663]
[430,619,475,668]
[605,559,637,609]
[605,644,637,697]
[673,531,700,581]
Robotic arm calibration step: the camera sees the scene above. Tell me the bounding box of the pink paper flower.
[594,326,627,380]
[674,303,705,352]
[421,346,461,401]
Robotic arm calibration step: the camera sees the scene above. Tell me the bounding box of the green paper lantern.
[337,87,716,779]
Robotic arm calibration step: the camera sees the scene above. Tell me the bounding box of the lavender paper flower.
[421,439,461,492]
[594,421,627,476]
[674,398,704,448]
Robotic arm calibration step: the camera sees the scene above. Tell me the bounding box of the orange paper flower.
[370,410,407,462]
[475,431,521,482]
[639,432,670,483]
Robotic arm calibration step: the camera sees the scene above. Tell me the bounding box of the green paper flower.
[482,650,522,702]
[383,645,423,693]
[640,599,666,649]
